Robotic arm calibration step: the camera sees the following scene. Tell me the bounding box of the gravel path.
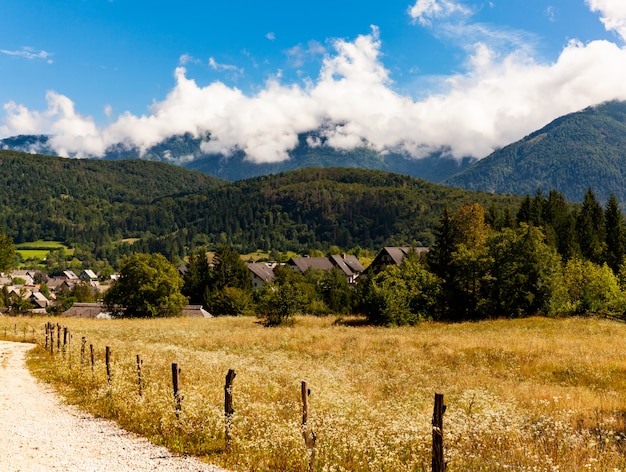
[0,341,229,472]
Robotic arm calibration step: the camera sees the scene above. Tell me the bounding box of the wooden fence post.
[49,324,54,355]
[224,369,236,449]
[136,355,143,397]
[172,363,182,417]
[62,327,68,356]
[56,323,61,350]
[45,323,49,349]
[432,393,446,472]
[80,337,86,367]
[105,346,112,384]
[90,344,95,382]
[301,381,316,472]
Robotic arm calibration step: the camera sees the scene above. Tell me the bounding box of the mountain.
[445,100,626,203]
[0,151,519,260]
[0,132,474,183]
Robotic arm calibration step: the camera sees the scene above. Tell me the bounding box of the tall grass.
[5,315,626,471]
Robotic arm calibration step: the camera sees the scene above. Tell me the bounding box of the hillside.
[0,153,520,261]
[0,150,222,245]
[1,133,474,183]
[445,100,626,203]
[158,167,520,253]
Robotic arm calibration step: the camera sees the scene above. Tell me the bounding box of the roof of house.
[247,262,276,282]
[62,303,212,318]
[329,254,365,276]
[288,257,335,273]
[181,305,212,318]
[81,269,98,280]
[63,270,79,280]
[62,302,111,319]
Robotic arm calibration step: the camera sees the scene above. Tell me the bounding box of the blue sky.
[1,0,626,163]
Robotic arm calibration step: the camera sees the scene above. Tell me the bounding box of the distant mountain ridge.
[445,100,626,203]
[0,132,474,183]
[6,100,626,202]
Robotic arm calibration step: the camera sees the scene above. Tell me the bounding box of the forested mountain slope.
[125,167,521,253]
[0,150,222,245]
[1,133,474,183]
[0,152,519,259]
[445,100,626,203]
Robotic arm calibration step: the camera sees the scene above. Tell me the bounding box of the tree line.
[364,188,626,324]
[97,186,626,325]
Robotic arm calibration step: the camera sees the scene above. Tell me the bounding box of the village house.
[247,262,276,289]
[286,254,365,285]
[80,269,98,281]
[62,302,212,318]
[366,246,429,275]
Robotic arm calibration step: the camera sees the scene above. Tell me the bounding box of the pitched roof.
[63,302,111,319]
[181,305,212,318]
[63,270,79,280]
[62,303,212,318]
[80,269,98,280]
[288,257,335,273]
[341,254,366,273]
[247,262,276,282]
[329,254,365,276]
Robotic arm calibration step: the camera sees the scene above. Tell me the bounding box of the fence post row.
[432,393,446,472]
[34,326,451,470]
[301,381,317,472]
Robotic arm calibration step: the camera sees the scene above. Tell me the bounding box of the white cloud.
[286,40,326,68]
[208,57,244,74]
[586,0,626,41]
[178,53,201,65]
[0,46,53,63]
[4,15,626,164]
[266,32,276,41]
[408,0,471,26]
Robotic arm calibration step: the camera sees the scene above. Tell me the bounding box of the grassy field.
[15,240,72,263]
[3,315,626,471]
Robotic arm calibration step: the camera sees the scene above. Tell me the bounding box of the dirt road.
[0,341,228,472]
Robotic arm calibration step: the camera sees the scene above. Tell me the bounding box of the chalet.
[80,269,98,281]
[247,262,276,289]
[63,302,111,319]
[62,270,79,281]
[29,291,50,309]
[9,270,35,286]
[329,254,365,284]
[367,247,429,275]
[5,286,50,313]
[287,255,365,285]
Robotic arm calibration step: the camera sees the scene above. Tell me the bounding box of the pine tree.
[576,188,605,264]
[604,192,624,272]
[427,206,456,319]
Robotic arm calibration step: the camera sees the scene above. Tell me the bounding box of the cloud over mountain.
[2,1,626,164]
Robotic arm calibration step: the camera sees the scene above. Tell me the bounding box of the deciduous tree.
[104,253,187,318]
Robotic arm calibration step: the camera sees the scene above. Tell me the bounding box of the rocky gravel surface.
[0,341,229,472]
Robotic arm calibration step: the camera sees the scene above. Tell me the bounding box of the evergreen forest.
[0,150,519,267]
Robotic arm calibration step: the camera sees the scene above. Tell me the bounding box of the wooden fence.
[4,322,450,471]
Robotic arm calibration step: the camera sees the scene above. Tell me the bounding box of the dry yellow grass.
[3,315,626,471]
